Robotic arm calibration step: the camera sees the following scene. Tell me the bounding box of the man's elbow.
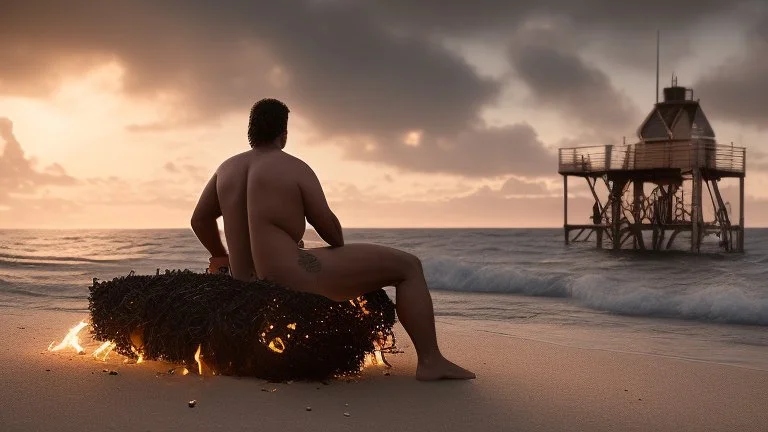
[190,214,210,231]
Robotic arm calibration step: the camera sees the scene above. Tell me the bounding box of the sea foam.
[423,256,768,326]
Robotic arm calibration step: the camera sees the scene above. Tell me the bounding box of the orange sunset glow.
[2,2,768,229]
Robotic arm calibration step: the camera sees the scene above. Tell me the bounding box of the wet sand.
[1,311,766,432]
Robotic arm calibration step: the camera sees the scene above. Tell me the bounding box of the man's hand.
[208,255,230,275]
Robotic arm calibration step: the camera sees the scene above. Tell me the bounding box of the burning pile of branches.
[88,270,396,381]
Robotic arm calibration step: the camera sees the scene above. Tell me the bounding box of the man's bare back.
[191,98,474,380]
[215,148,337,288]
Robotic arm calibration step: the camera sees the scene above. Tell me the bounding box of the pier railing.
[558,141,745,175]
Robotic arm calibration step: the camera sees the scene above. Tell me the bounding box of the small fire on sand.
[48,321,88,354]
[48,321,144,366]
[92,341,116,361]
[50,321,390,376]
[194,344,203,375]
[364,350,386,368]
[130,346,145,364]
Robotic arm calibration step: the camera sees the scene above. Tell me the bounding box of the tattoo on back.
[298,250,321,273]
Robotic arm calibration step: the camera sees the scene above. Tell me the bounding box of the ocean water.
[2,228,767,370]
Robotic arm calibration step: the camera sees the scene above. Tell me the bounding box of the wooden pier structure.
[559,82,746,252]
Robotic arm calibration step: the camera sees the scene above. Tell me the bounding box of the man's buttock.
[256,249,322,294]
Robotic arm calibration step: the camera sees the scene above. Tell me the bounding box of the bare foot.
[416,356,476,381]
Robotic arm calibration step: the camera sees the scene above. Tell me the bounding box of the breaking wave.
[423,257,768,326]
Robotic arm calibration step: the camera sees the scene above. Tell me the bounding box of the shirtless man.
[191,98,474,381]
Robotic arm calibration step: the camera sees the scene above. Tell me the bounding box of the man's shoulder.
[216,150,250,170]
[278,152,312,172]
[215,150,311,177]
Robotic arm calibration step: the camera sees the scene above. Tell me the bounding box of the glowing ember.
[350,297,371,315]
[92,341,116,361]
[130,346,145,364]
[49,321,88,354]
[182,368,189,376]
[268,337,285,354]
[194,344,203,375]
[357,297,371,315]
[286,323,297,330]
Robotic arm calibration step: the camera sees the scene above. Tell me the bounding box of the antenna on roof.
[656,30,660,104]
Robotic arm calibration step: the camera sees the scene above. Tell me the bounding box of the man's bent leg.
[308,244,475,380]
[394,256,475,380]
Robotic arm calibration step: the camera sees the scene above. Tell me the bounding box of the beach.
[2,228,767,431]
[4,1,768,429]
[2,310,766,432]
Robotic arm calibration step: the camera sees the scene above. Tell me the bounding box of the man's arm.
[191,173,228,257]
[298,163,344,247]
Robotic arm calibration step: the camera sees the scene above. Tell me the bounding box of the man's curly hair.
[248,98,290,147]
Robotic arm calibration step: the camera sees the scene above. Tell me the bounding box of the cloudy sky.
[1,0,767,228]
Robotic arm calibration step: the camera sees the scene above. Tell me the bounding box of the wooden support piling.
[563,175,569,245]
[739,175,745,252]
[611,181,622,250]
[558,141,745,253]
[691,169,702,252]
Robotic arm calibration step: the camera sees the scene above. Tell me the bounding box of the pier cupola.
[637,76,716,143]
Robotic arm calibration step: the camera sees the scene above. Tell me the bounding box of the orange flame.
[363,350,385,368]
[49,321,88,354]
[130,346,145,364]
[92,341,116,361]
[194,344,203,375]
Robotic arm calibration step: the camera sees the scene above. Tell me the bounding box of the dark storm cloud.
[510,44,641,135]
[0,0,497,135]
[1,1,506,176]
[347,123,555,177]
[0,2,280,116]
[361,0,732,34]
[363,0,738,70]
[694,11,768,130]
[0,0,759,176]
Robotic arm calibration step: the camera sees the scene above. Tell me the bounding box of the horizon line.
[2,226,768,230]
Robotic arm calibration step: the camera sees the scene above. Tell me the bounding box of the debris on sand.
[89,271,396,381]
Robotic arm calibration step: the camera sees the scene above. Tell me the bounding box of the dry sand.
[1,311,766,432]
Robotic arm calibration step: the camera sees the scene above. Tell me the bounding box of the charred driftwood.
[88,270,396,381]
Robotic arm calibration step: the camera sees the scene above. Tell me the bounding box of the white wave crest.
[422,257,768,326]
